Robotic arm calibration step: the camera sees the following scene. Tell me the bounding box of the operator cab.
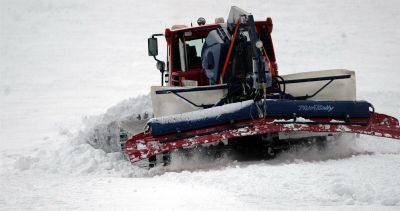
[148,16,277,88]
[167,22,220,87]
[171,27,206,86]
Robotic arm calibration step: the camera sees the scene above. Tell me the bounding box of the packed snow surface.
[1,0,400,210]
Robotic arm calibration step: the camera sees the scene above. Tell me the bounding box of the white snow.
[273,117,314,123]
[1,0,400,210]
[331,119,346,123]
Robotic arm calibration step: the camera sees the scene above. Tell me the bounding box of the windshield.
[175,38,204,71]
[186,39,203,58]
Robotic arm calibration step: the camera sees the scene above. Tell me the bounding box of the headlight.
[256,40,263,49]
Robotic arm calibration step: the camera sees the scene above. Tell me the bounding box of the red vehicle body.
[124,7,400,167]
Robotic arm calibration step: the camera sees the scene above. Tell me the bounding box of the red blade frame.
[124,112,400,163]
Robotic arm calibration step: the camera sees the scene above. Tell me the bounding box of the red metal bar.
[124,112,400,163]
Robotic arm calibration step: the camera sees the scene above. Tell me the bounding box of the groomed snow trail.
[1,0,400,210]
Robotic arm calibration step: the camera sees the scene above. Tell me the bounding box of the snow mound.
[1,95,154,177]
[84,94,152,126]
[81,94,152,152]
[0,134,148,177]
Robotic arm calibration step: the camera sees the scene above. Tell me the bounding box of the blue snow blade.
[148,100,372,136]
[264,100,372,118]
[148,100,259,137]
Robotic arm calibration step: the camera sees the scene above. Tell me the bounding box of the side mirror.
[148,37,158,56]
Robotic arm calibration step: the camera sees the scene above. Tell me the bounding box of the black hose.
[273,76,285,98]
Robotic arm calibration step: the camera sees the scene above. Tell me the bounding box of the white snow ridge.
[2,0,400,210]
